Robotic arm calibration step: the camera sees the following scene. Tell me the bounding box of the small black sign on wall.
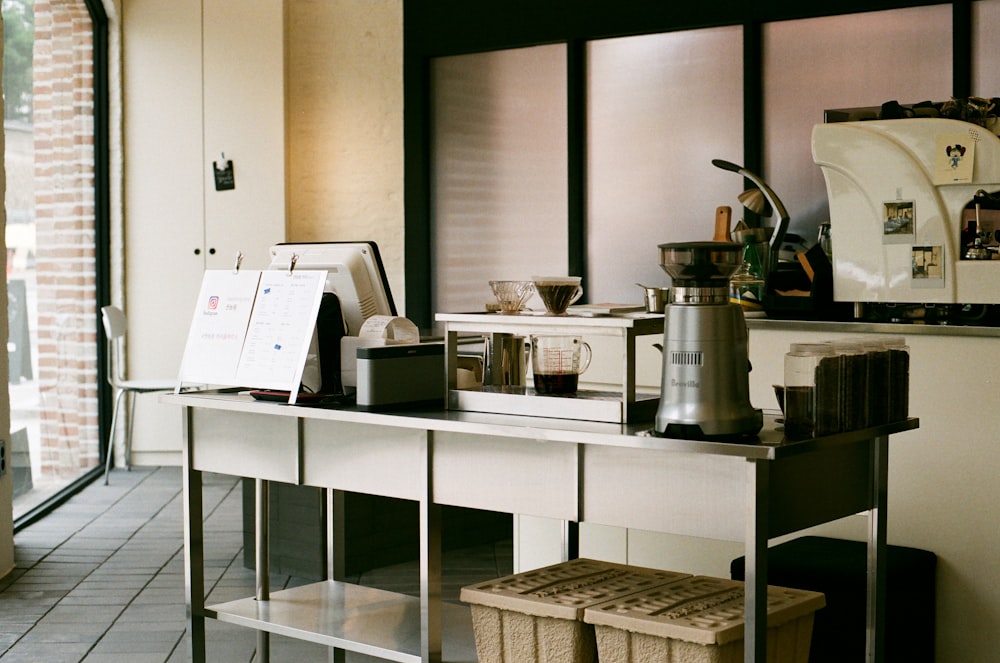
[213,158,235,191]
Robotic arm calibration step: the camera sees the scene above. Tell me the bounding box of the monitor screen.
[267,241,397,336]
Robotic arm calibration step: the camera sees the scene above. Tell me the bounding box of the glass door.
[5,0,101,520]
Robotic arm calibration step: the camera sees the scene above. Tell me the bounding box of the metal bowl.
[658,241,743,285]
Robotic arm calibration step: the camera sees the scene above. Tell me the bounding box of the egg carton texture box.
[584,575,826,663]
[460,558,690,663]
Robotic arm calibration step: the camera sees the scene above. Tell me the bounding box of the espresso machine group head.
[655,241,762,440]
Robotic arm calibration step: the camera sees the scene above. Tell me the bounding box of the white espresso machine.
[812,117,1000,306]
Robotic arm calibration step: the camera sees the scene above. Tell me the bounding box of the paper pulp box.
[583,576,825,663]
[460,559,690,663]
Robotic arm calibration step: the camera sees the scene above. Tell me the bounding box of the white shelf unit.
[437,312,664,423]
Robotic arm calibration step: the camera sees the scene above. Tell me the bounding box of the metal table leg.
[256,478,270,663]
[745,458,770,663]
[867,435,889,662]
[422,433,443,663]
[182,407,206,663]
[328,489,345,663]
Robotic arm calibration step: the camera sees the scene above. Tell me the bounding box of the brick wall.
[32,0,98,478]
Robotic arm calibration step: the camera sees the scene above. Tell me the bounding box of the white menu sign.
[234,270,327,399]
[177,269,327,404]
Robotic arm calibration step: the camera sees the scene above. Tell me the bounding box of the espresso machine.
[812,117,1000,307]
[654,241,762,439]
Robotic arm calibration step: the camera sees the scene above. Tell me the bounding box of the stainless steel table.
[166,391,918,663]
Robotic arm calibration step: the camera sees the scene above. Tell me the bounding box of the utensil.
[712,158,790,276]
[636,282,669,313]
[713,206,732,241]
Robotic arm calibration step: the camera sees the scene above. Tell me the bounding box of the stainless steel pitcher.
[483,333,527,388]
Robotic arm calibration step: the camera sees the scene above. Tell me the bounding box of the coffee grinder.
[654,241,762,439]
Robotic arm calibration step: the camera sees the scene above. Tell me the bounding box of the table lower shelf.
[205,580,477,662]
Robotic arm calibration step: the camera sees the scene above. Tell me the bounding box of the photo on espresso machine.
[883,200,915,243]
[911,245,944,286]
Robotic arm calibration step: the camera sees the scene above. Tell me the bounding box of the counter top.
[747,316,1000,338]
[163,390,917,461]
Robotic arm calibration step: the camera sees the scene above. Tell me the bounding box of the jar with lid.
[859,337,891,427]
[784,343,840,440]
[831,339,867,431]
[883,336,910,422]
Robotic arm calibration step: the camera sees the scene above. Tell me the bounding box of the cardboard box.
[584,576,825,663]
[460,559,689,663]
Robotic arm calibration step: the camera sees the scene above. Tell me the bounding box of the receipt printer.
[355,342,445,411]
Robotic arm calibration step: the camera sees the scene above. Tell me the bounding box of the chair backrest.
[102,305,127,341]
[102,305,128,385]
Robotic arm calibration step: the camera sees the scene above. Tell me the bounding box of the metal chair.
[101,305,176,484]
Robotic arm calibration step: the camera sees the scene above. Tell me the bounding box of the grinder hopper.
[654,241,762,439]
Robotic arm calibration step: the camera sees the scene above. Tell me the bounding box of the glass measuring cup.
[529,335,592,395]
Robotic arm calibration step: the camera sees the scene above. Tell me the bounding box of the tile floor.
[0,467,511,662]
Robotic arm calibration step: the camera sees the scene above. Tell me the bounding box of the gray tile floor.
[1,467,511,662]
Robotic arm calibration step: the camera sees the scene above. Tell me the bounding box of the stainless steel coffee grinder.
[654,241,762,439]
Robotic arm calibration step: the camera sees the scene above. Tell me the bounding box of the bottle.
[742,235,764,278]
[729,261,765,317]
[784,343,840,440]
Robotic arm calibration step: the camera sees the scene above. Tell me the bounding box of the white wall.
[284,0,406,306]
[117,0,403,468]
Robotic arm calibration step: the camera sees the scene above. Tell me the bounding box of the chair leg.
[103,387,127,485]
[125,390,137,472]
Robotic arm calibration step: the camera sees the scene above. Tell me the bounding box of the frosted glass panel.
[763,5,952,240]
[973,0,1000,97]
[431,45,568,317]
[587,28,744,304]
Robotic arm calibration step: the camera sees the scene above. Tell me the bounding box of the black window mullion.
[952,0,971,99]
[567,39,587,294]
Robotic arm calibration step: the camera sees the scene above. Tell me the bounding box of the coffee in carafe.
[530,334,591,395]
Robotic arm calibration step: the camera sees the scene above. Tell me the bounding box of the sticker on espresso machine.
[934,133,975,184]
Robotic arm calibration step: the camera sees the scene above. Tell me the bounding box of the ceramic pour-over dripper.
[489,280,534,314]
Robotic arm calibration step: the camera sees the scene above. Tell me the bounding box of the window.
[431,45,568,316]
[5,0,107,522]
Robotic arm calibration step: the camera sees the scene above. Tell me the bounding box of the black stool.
[731,536,936,663]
